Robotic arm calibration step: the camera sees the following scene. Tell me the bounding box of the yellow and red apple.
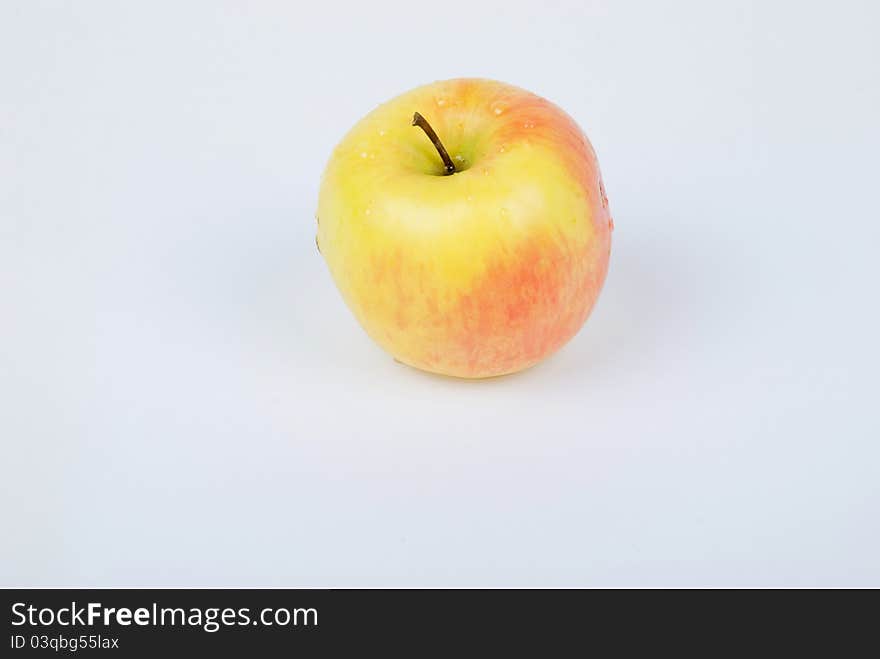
[316,78,612,378]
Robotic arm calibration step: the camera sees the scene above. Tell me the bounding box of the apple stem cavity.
[412,112,456,175]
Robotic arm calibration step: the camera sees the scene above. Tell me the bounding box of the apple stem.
[412,112,456,175]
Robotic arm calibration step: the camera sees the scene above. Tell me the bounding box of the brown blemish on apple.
[598,178,613,231]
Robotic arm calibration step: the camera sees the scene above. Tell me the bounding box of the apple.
[316,78,612,378]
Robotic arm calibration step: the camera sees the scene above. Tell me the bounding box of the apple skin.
[316,78,612,378]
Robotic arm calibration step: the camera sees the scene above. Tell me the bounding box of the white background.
[2,1,878,586]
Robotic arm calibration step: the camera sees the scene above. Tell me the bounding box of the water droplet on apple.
[436,97,446,106]
[378,129,386,137]
[499,145,506,153]
[360,152,368,158]
[523,121,535,129]
[365,208,371,216]
[492,103,505,116]
[482,168,490,176]
[466,195,473,202]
